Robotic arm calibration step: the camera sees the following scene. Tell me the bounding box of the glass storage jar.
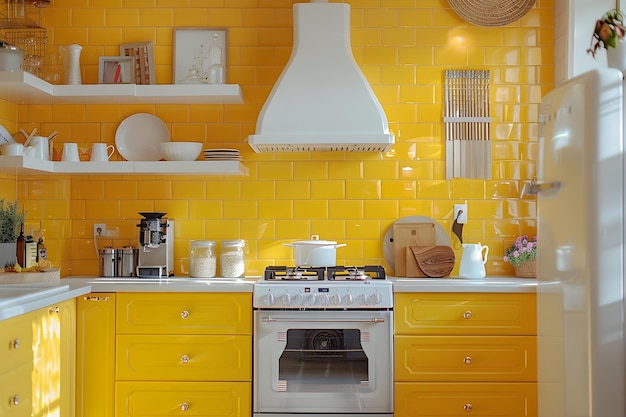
[189,240,216,278]
[220,239,245,278]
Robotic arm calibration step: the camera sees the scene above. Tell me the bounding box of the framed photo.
[120,41,156,85]
[173,27,227,84]
[98,56,134,84]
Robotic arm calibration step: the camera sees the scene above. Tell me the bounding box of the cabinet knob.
[12,338,20,350]
[12,395,19,406]
[180,354,190,364]
[463,356,472,365]
[180,402,189,411]
[463,310,472,319]
[464,403,473,412]
[181,310,190,319]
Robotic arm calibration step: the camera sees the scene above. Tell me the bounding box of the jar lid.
[222,239,245,247]
[191,240,216,246]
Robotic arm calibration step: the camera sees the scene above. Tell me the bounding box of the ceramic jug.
[459,242,489,279]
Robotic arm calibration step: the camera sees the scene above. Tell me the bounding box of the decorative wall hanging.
[447,0,536,27]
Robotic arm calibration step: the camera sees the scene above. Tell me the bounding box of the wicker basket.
[514,260,536,278]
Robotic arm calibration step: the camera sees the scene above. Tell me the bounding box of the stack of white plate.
[204,148,242,161]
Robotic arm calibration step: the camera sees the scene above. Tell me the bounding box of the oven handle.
[261,317,386,323]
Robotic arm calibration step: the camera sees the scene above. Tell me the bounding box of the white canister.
[220,239,245,278]
[0,42,23,72]
[283,235,347,267]
[190,240,216,278]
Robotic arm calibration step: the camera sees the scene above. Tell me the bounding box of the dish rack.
[0,0,48,78]
[444,69,492,179]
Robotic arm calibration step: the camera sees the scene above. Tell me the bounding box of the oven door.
[253,309,393,414]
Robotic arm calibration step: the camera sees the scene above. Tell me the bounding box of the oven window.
[278,328,368,391]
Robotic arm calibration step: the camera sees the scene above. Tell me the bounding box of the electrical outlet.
[454,204,468,224]
[94,223,106,237]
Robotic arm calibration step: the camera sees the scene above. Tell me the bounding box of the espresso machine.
[136,212,174,278]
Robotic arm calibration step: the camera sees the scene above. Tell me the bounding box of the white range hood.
[247,1,394,153]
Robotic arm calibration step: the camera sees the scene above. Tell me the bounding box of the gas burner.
[263,265,386,281]
[328,265,386,280]
[264,266,325,281]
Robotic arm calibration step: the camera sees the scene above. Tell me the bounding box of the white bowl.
[157,142,202,161]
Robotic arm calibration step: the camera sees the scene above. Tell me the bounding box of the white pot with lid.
[283,235,347,267]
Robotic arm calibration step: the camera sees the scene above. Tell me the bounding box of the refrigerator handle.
[520,180,561,198]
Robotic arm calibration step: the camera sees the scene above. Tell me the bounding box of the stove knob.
[342,294,353,305]
[329,294,341,306]
[304,294,315,306]
[316,294,329,306]
[357,294,368,306]
[292,293,304,306]
[369,292,383,305]
[281,293,291,306]
[262,293,275,306]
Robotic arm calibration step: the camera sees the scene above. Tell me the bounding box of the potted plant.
[587,9,626,59]
[503,235,537,278]
[0,199,25,267]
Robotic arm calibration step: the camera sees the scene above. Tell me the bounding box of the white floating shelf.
[0,71,244,104]
[0,156,248,176]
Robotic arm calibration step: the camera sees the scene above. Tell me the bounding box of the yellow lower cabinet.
[116,381,251,417]
[32,299,76,417]
[0,363,33,417]
[76,293,116,417]
[395,335,537,382]
[0,312,34,374]
[394,293,536,336]
[116,334,252,381]
[395,382,537,417]
[116,293,252,335]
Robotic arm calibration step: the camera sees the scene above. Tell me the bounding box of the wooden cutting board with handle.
[393,223,436,276]
[409,246,455,277]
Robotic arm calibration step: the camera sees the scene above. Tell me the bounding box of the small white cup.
[90,143,115,162]
[29,136,49,160]
[1,143,24,155]
[62,142,80,161]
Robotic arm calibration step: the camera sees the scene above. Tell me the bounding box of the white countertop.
[0,280,91,320]
[389,276,537,293]
[0,275,536,322]
[62,276,256,293]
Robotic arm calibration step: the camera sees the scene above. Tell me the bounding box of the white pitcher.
[459,242,489,279]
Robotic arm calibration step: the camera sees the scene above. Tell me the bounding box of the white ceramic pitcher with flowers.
[459,242,489,279]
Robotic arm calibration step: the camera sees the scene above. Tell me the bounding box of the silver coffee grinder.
[136,212,174,278]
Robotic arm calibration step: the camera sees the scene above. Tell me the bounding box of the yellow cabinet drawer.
[0,312,33,374]
[395,335,537,382]
[116,334,252,381]
[394,293,536,335]
[116,381,251,417]
[395,382,537,417]
[116,293,252,335]
[0,362,33,417]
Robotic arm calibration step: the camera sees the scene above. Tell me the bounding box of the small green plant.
[0,199,25,243]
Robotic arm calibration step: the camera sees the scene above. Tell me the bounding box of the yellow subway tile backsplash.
[1,1,551,276]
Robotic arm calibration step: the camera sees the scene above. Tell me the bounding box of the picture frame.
[98,56,134,84]
[173,27,227,85]
[119,41,156,85]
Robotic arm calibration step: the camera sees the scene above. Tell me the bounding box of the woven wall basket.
[514,259,536,278]
[448,0,536,27]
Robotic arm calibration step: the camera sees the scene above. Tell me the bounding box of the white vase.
[64,43,83,85]
[607,43,626,73]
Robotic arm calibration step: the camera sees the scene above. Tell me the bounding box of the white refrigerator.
[537,68,626,417]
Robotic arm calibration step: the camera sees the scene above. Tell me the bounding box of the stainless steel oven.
[253,266,393,417]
